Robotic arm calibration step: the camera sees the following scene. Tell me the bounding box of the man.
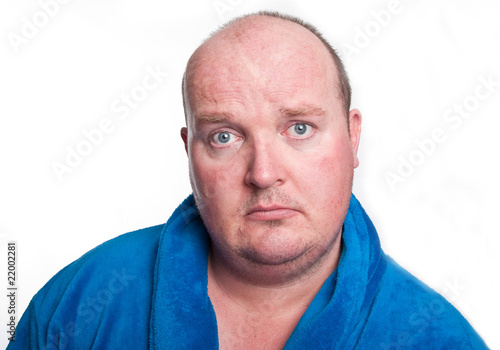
[10,11,487,349]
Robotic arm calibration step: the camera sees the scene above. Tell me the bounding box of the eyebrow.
[193,105,326,126]
[278,105,326,117]
[194,114,231,125]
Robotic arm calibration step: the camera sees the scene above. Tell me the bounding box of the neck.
[207,237,342,317]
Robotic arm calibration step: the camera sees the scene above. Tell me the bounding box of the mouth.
[246,204,299,221]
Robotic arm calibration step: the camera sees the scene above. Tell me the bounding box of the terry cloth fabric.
[9,194,488,349]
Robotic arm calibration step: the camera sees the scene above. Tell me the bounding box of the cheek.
[190,153,242,213]
[309,157,344,200]
[303,144,354,211]
[309,143,353,184]
[190,160,244,241]
[193,165,227,202]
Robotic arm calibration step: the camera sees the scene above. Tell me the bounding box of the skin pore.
[181,15,361,349]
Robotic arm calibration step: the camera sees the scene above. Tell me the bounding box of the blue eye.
[288,123,312,138]
[218,132,230,143]
[294,124,307,135]
[212,131,238,146]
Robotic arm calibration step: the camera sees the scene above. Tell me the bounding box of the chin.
[238,244,308,266]
[234,246,326,285]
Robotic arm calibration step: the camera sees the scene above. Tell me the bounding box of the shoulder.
[19,224,165,348]
[362,255,487,349]
[36,223,164,307]
[39,223,164,299]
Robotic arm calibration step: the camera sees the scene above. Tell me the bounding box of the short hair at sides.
[182,11,352,122]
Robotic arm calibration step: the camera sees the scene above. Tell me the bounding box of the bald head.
[182,12,351,124]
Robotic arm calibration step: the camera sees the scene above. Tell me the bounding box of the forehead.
[184,18,339,116]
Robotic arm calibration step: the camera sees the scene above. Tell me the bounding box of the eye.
[211,131,239,146]
[287,123,313,138]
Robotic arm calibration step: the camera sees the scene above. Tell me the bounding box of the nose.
[244,139,285,189]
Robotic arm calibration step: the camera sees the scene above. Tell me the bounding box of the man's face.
[182,20,361,282]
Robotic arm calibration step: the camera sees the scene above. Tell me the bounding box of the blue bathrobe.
[8,194,487,349]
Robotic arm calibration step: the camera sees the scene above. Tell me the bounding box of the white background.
[1,0,499,348]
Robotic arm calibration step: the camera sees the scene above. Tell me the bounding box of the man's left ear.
[348,109,362,168]
[181,127,188,154]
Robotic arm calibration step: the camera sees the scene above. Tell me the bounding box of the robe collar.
[149,194,386,349]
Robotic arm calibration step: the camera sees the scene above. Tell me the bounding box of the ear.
[348,109,362,168]
[180,127,188,154]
